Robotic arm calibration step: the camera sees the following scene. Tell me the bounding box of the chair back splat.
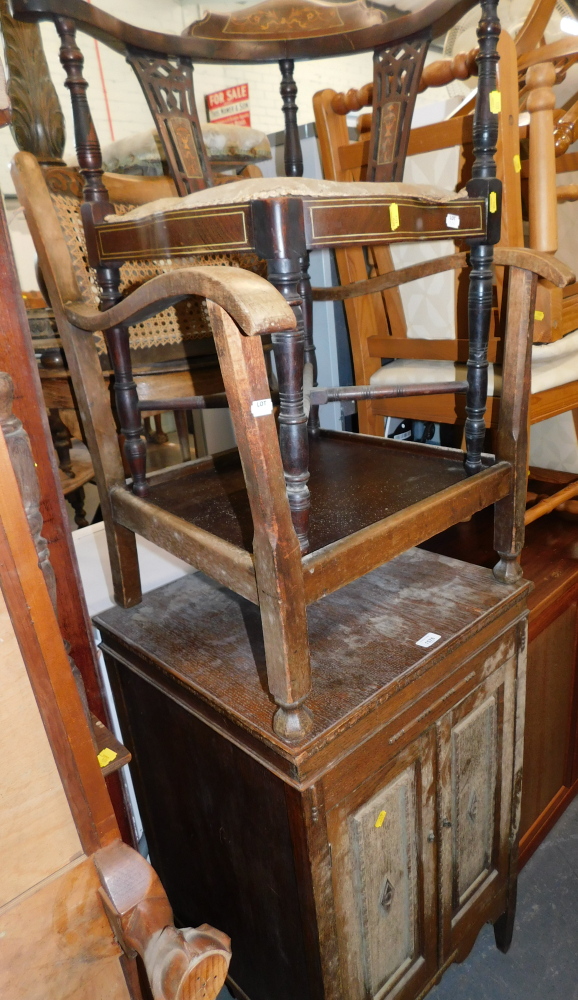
[13,0,575,741]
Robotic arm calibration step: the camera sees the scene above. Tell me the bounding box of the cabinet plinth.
[96,548,529,1000]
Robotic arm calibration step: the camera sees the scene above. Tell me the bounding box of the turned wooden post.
[464,0,502,476]
[279,58,303,177]
[254,197,311,554]
[54,16,148,497]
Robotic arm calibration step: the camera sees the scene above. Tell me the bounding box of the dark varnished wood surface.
[95,547,526,766]
[12,0,481,62]
[144,433,486,556]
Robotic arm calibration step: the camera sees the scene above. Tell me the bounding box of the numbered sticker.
[446,213,460,229]
[416,632,441,648]
[250,398,273,417]
[389,202,400,231]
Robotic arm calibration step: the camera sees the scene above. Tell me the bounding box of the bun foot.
[273,703,314,742]
[493,555,523,584]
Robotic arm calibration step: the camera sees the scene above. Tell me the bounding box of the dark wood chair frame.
[9,0,574,741]
[15,0,506,550]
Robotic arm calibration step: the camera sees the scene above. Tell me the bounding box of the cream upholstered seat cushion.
[106,177,462,223]
[70,125,272,175]
[369,328,578,397]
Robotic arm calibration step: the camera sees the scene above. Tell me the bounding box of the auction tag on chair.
[416,632,442,648]
[446,213,460,229]
[251,398,273,417]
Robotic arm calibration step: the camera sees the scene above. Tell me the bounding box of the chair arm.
[64,265,296,337]
[312,248,574,302]
[493,247,574,286]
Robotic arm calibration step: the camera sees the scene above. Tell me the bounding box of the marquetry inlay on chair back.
[12,0,484,194]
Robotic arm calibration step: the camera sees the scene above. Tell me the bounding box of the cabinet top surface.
[95,548,528,760]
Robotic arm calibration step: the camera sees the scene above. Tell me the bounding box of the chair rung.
[310,382,467,405]
[137,393,229,411]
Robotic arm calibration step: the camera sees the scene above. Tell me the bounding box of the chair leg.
[67,485,88,528]
[48,408,74,476]
[104,324,148,497]
[268,257,311,554]
[208,300,313,742]
[174,409,191,462]
[254,198,311,554]
[300,252,320,436]
[493,267,536,583]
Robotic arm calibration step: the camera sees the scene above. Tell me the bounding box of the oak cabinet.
[97,548,528,1000]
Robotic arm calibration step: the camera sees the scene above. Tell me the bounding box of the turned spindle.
[464,0,502,477]
[55,16,148,496]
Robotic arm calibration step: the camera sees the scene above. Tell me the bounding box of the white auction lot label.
[416,632,442,648]
[251,398,273,417]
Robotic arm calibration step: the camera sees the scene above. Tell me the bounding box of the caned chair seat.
[105,177,462,224]
[370,328,578,398]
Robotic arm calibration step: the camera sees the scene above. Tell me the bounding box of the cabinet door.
[437,655,517,959]
[327,729,437,1000]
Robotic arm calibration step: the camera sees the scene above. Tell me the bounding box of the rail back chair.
[13,0,521,555]
[315,28,578,520]
[13,151,571,748]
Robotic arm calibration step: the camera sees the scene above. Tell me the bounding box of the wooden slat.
[111,486,259,604]
[302,463,511,604]
[366,336,502,362]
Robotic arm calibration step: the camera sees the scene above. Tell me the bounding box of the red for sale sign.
[205,84,250,127]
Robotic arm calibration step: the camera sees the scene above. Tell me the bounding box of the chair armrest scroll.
[64,265,297,336]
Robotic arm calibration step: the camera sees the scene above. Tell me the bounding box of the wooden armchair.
[12,0,511,553]
[12,0,573,742]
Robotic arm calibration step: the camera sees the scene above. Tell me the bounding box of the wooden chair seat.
[134,432,494,558]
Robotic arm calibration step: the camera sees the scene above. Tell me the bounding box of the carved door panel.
[327,729,437,1000]
[437,656,517,959]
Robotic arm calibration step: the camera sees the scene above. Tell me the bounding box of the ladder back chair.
[11,0,572,742]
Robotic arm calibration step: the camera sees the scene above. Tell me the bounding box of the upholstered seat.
[87,124,272,176]
[106,177,462,223]
[370,328,578,397]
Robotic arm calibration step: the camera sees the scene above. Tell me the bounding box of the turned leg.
[104,324,148,497]
[300,253,320,436]
[48,408,74,477]
[464,243,493,475]
[174,408,192,462]
[268,257,311,554]
[67,485,88,528]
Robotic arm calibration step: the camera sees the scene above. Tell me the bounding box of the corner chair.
[10,0,573,742]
